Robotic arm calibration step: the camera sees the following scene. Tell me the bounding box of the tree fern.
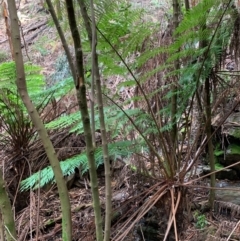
[154,1,234,122]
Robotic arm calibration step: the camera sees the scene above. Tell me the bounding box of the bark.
[0,169,17,241]
[64,0,103,240]
[7,1,72,240]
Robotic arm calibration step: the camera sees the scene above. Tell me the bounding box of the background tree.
[7,0,72,240]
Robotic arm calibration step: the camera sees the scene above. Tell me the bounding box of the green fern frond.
[45,112,80,130]
[0,61,46,114]
[136,48,164,69]
[0,62,44,93]
[20,140,142,191]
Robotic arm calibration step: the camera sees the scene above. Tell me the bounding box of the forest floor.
[0,1,240,241]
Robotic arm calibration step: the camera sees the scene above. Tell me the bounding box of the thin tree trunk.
[78,1,112,240]
[205,77,215,208]
[7,1,72,240]
[172,0,180,172]
[76,0,96,147]
[64,0,103,240]
[89,2,112,240]
[0,169,17,241]
[46,0,104,238]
